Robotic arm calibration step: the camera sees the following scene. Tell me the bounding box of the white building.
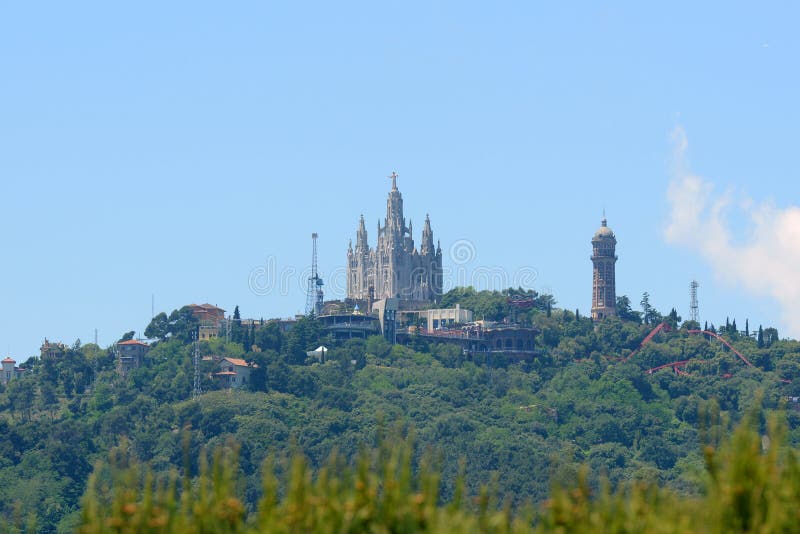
[426,304,473,331]
[214,357,255,388]
[1,357,26,385]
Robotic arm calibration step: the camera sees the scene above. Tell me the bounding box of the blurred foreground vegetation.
[68,403,800,533]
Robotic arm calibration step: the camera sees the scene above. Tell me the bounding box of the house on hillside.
[214,357,255,389]
[1,357,26,384]
[188,303,226,341]
[40,339,67,360]
[117,339,150,375]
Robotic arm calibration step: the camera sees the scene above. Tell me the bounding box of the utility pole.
[192,331,201,401]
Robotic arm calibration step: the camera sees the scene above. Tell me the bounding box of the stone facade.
[591,217,618,320]
[347,174,443,304]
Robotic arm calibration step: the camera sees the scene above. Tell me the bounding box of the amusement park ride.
[621,321,789,383]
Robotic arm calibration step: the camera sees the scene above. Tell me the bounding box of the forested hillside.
[1,288,799,532]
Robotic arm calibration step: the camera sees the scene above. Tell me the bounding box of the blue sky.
[1,2,798,358]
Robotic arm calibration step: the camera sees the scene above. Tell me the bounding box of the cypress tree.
[758,325,764,348]
[232,305,242,343]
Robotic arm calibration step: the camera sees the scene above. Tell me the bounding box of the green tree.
[283,316,324,364]
[764,327,779,347]
[616,295,642,323]
[640,292,653,325]
[144,312,169,340]
[167,306,200,343]
[665,308,681,329]
[231,305,242,343]
[254,321,282,352]
[6,377,35,421]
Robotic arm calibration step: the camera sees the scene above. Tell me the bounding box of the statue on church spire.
[388,171,399,191]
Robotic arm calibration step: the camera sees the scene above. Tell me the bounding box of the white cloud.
[665,126,800,339]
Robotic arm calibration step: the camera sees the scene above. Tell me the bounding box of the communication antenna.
[192,331,202,400]
[305,233,324,316]
[94,329,98,346]
[690,280,699,323]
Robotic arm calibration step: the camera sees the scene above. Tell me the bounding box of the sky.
[1,2,799,359]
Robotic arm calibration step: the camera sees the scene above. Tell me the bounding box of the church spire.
[421,213,434,254]
[356,214,368,253]
[385,171,404,239]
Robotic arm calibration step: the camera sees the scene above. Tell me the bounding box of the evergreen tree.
[144,312,169,340]
[764,327,779,347]
[640,292,653,325]
[666,308,681,329]
[241,326,250,352]
[758,325,764,348]
[745,319,750,337]
[616,295,642,323]
[231,305,242,343]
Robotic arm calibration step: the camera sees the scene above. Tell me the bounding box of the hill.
[1,289,799,532]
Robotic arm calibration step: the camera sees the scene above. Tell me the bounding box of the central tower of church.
[347,173,443,303]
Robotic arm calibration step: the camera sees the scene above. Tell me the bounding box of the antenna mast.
[192,331,202,400]
[305,233,324,316]
[690,280,699,323]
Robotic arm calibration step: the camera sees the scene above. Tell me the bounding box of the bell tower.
[591,216,617,320]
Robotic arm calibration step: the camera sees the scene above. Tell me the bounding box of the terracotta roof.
[118,340,149,346]
[191,303,226,312]
[222,357,249,367]
[2,357,15,363]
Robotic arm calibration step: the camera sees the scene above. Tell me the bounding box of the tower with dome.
[591,216,618,320]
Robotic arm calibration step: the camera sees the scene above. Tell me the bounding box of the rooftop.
[222,357,250,367]
[191,303,226,312]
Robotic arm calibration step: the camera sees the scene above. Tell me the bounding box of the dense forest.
[1,287,799,532]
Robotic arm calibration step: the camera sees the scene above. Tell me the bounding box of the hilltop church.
[347,173,443,306]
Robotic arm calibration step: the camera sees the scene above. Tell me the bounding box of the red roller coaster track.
[624,323,761,376]
[686,330,754,367]
[623,322,671,362]
[642,329,756,375]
